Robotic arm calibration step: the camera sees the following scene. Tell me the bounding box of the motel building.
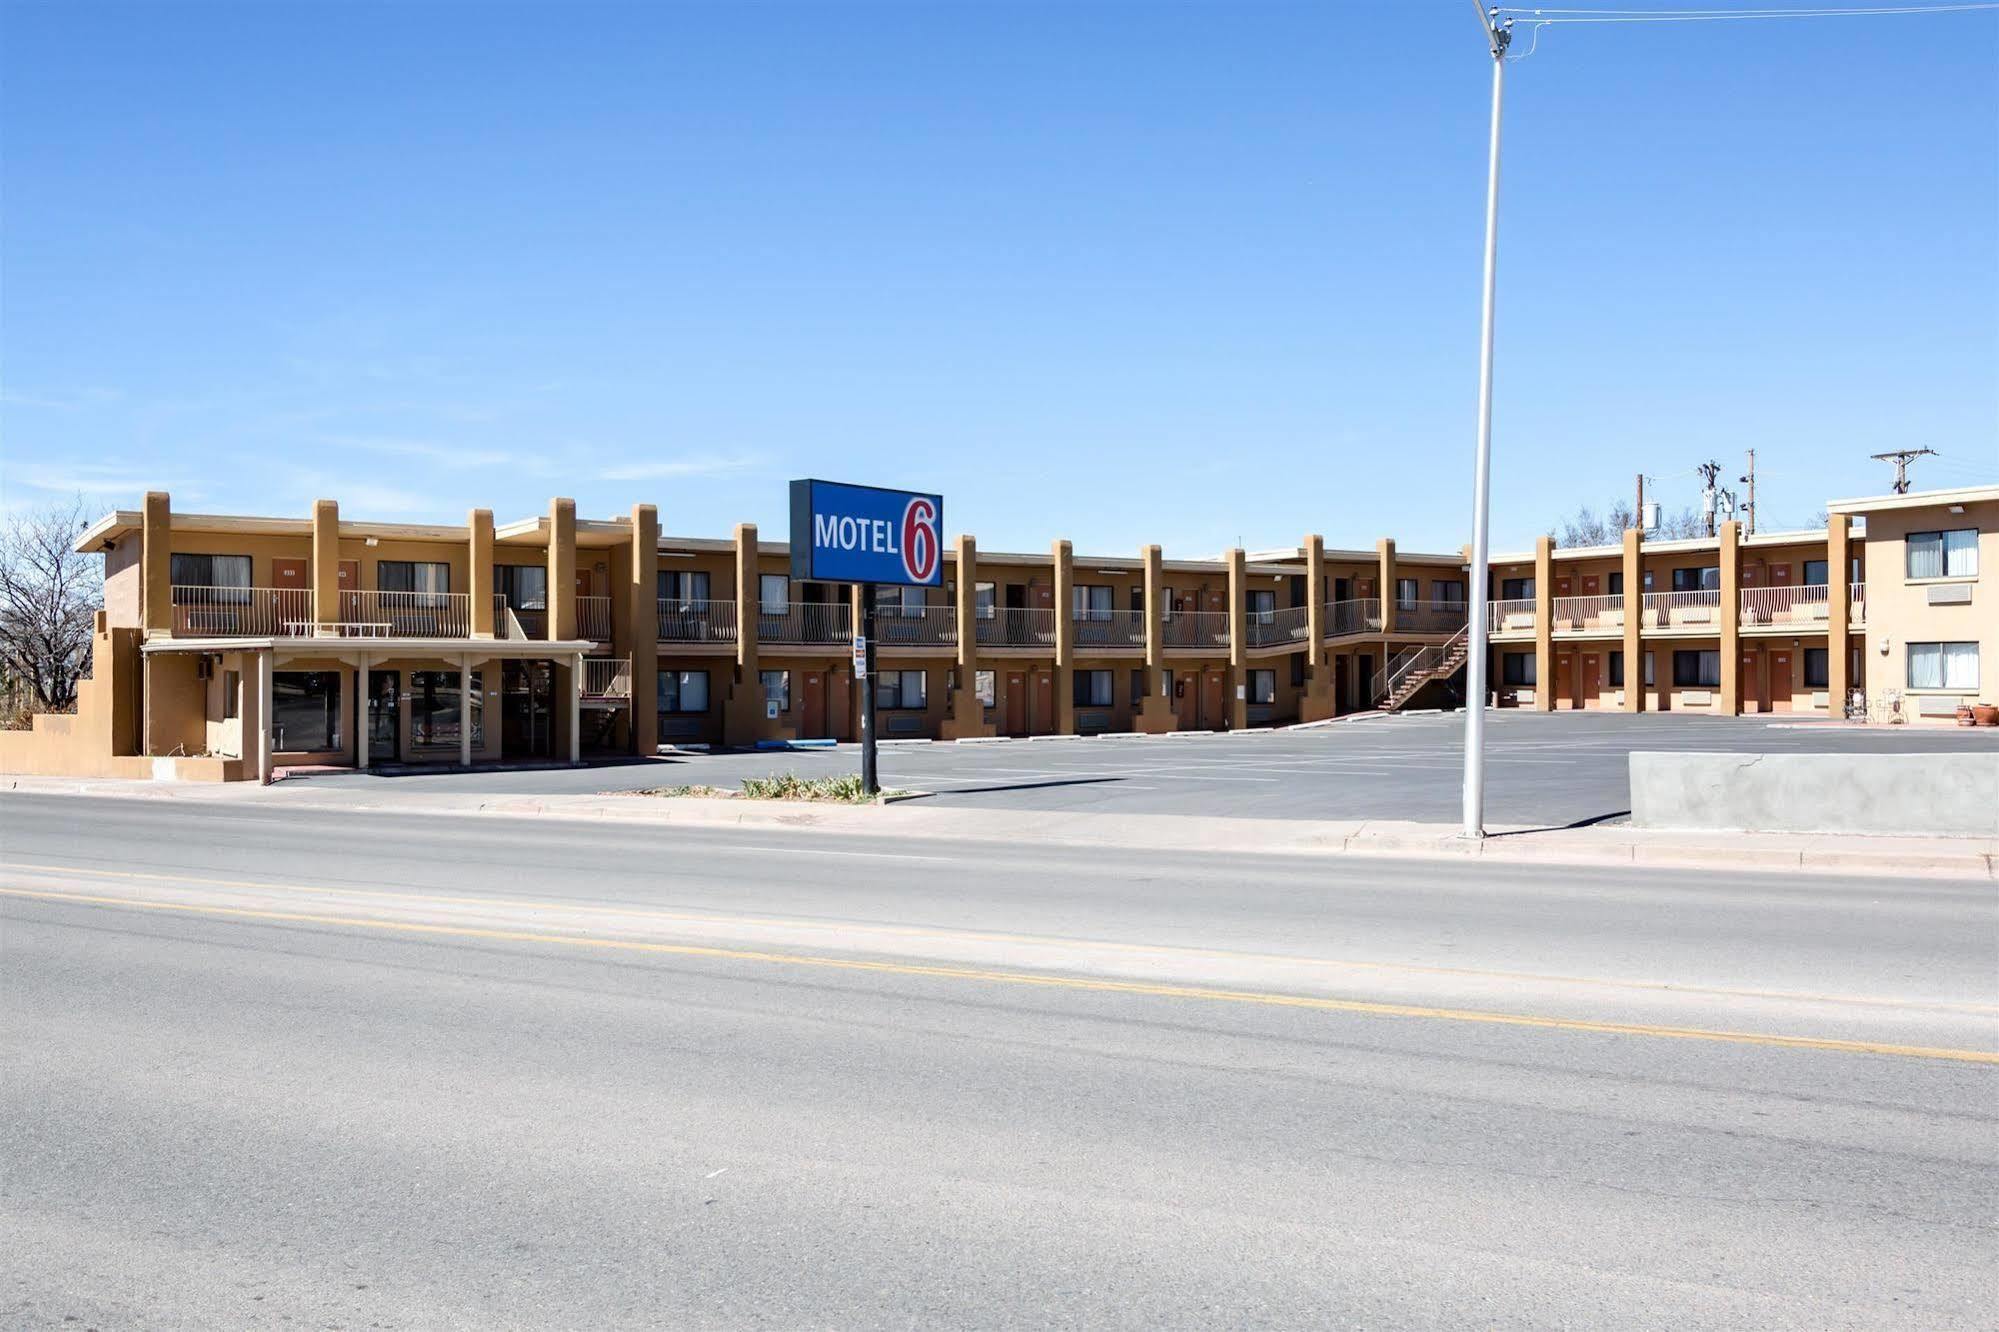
[3,484,1992,783]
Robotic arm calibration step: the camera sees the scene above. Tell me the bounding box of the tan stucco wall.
[1860,498,1999,723]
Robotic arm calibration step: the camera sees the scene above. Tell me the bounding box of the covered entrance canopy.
[143,634,601,783]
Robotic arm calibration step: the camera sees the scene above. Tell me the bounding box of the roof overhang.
[1826,484,1999,515]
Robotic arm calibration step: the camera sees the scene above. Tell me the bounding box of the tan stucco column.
[1533,536,1554,712]
[1377,537,1399,636]
[1719,519,1742,714]
[1621,527,1643,712]
[1826,513,1851,717]
[1300,534,1336,721]
[470,509,496,637]
[1136,544,1176,734]
[1051,539,1076,734]
[547,498,577,641]
[309,499,339,627]
[942,535,994,740]
[256,651,274,785]
[626,504,660,753]
[724,523,763,746]
[1227,547,1248,730]
[142,490,172,634]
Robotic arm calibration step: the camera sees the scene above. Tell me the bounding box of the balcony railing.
[976,607,1056,649]
[1641,589,1720,628]
[1245,604,1311,649]
[872,605,956,648]
[1850,582,1866,625]
[760,601,853,645]
[170,585,317,637]
[576,595,612,640]
[340,590,472,637]
[1395,599,1470,634]
[1071,608,1146,650]
[658,597,737,643]
[1488,598,1536,631]
[1324,597,1383,639]
[1162,610,1231,652]
[1549,594,1621,630]
[1740,584,1831,626]
[582,655,632,700]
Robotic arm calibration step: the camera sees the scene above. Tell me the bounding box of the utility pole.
[1870,447,1936,495]
[1697,460,1722,537]
[1739,448,1756,536]
[1461,1,1511,841]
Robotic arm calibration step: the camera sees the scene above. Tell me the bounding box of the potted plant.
[1974,702,1999,727]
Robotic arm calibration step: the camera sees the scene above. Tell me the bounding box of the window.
[877,585,926,617]
[1802,560,1828,587]
[660,670,709,713]
[497,564,549,610]
[1432,581,1465,606]
[1160,586,1176,621]
[760,574,789,615]
[877,670,928,710]
[1072,670,1113,707]
[656,569,710,606]
[1907,642,1979,691]
[1247,589,1276,623]
[1907,529,1979,580]
[1644,652,1655,687]
[1606,572,1624,596]
[1501,652,1536,686]
[378,561,451,599]
[1248,670,1276,705]
[1129,585,1144,613]
[222,669,241,720]
[975,582,996,620]
[272,671,341,752]
[1673,650,1722,688]
[974,670,995,707]
[760,670,790,713]
[1072,585,1114,620]
[1804,648,1829,688]
[1609,651,1624,688]
[1671,566,1719,593]
[1290,653,1306,687]
[1130,668,1146,702]
[409,670,482,749]
[1395,578,1419,610]
[169,553,252,591]
[1501,577,1533,600]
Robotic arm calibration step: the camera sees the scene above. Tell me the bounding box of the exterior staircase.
[1372,626,1471,713]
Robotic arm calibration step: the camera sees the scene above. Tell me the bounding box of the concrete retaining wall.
[1630,750,1999,837]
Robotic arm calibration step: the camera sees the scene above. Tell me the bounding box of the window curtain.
[1943,529,1979,577]
[1907,643,1976,690]
[1907,534,1944,579]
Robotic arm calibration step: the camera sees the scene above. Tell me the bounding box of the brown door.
[1555,575,1572,599]
[1334,657,1350,714]
[1033,671,1052,733]
[1554,653,1574,709]
[1770,563,1790,586]
[1741,649,1762,713]
[273,557,307,586]
[1581,653,1601,707]
[337,560,359,617]
[801,671,826,738]
[1202,671,1224,728]
[1005,673,1026,736]
[1581,574,1599,597]
[1769,652,1792,712]
[272,558,308,625]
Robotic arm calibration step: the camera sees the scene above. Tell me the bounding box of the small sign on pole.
[851,635,868,680]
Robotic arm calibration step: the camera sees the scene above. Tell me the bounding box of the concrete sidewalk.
[7,773,1994,880]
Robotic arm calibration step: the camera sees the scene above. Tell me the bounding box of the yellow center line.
[3,859,1988,1015]
[5,885,1995,1066]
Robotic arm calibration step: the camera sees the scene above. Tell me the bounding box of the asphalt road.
[3,792,1994,1329]
[286,710,1999,826]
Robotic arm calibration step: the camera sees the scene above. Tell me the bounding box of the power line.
[1497,4,1999,22]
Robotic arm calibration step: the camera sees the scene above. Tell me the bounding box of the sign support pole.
[859,585,879,796]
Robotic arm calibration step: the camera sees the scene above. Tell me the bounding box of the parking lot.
[293,712,1999,828]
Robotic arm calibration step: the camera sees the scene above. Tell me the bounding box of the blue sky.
[3,1,1994,556]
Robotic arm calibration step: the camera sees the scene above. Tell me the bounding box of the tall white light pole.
[1462,4,1510,839]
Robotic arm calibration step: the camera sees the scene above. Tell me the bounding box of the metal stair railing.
[1373,626,1471,708]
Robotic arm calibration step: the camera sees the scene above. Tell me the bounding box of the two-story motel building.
[4,483,1992,782]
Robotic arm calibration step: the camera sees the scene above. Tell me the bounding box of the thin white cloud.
[325,434,526,469]
[596,454,761,482]
[6,461,169,497]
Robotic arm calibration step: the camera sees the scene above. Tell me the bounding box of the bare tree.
[1555,499,1703,548]
[0,496,103,713]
